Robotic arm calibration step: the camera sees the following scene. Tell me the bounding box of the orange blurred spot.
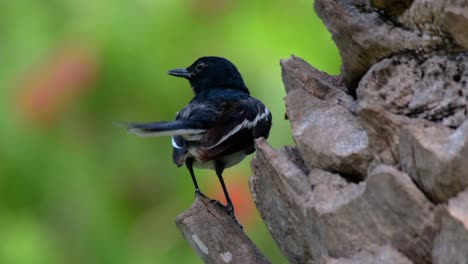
[16,44,98,126]
[210,174,257,227]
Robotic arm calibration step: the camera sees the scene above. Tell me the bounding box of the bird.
[123,56,272,223]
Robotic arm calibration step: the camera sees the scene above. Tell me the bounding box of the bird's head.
[168,56,249,94]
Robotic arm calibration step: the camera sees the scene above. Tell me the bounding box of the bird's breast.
[191,151,247,170]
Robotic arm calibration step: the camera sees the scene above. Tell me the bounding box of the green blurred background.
[0,0,340,263]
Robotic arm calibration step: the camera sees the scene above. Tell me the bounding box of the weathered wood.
[399,120,468,203]
[310,165,436,263]
[280,56,355,112]
[443,4,468,49]
[282,56,371,179]
[370,0,414,16]
[313,0,462,93]
[251,49,467,263]
[251,138,436,263]
[357,104,412,167]
[176,194,270,264]
[433,189,468,263]
[250,139,311,263]
[357,53,468,128]
[315,245,413,264]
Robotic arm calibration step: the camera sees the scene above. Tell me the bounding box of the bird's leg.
[185,158,201,195]
[215,161,242,228]
[214,161,233,212]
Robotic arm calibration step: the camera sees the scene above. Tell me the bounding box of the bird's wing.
[201,97,271,150]
[170,100,221,166]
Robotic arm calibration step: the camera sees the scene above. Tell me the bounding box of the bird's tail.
[118,120,205,137]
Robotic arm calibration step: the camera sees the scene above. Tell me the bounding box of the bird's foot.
[210,199,243,229]
[194,189,205,197]
[209,198,224,207]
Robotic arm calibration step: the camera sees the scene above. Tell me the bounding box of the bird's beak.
[168,68,193,78]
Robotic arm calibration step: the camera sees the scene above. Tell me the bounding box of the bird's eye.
[195,62,206,72]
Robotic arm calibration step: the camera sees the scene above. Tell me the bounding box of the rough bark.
[443,4,468,49]
[357,53,468,128]
[251,140,436,263]
[249,0,468,263]
[315,245,413,264]
[314,0,464,93]
[433,189,468,263]
[282,56,370,180]
[399,120,468,203]
[176,194,270,264]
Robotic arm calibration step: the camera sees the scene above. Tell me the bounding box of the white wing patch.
[172,136,182,149]
[204,107,270,149]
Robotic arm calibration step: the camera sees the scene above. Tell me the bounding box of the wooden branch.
[175,194,270,264]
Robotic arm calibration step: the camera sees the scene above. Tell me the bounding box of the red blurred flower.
[16,43,98,126]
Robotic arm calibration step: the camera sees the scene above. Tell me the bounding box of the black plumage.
[124,56,272,222]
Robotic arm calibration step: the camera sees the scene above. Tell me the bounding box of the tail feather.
[118,120,205,137]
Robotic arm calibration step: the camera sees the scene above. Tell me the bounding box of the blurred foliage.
[0,0,340,263]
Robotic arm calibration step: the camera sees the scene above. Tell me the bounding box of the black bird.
[124,56,272,220]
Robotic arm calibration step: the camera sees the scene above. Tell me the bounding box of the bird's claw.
[194,189,206,198]
[209,198,224,207]
[210,199,243,229]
